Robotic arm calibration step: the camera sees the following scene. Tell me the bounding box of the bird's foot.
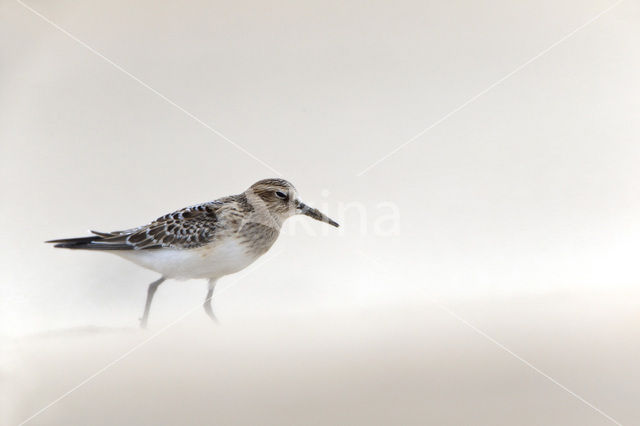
[139,317,148,330]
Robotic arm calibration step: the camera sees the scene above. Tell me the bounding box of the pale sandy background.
[1,0,639,424]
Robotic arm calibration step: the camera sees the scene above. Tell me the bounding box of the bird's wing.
[49,201,225,250]
[105,202,224,249]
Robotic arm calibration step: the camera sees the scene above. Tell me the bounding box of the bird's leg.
[203,278,218,323]
[139,276,166,329]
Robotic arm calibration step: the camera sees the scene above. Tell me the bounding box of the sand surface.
[5,291,639,426]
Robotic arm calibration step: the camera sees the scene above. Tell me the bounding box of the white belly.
[113,239,261,280]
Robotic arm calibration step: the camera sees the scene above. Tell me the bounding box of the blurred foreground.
[4,290,639,425]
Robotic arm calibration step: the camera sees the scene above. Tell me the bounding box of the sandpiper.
[47,178,339,327]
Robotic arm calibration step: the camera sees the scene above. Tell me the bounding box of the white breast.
[113,238,262,280]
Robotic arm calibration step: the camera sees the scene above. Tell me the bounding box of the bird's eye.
[275,191,287,199]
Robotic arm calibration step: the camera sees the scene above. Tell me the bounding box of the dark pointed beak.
[296,201,339,227]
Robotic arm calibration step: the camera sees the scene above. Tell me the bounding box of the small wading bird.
[47,179,339,328]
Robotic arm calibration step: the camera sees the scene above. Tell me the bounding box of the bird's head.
[245,178,339,228]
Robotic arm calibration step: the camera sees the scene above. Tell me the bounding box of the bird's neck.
[243,191,285,230]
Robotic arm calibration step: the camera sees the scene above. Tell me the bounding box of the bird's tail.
[46,231,131,250]
[46,235,103,249]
